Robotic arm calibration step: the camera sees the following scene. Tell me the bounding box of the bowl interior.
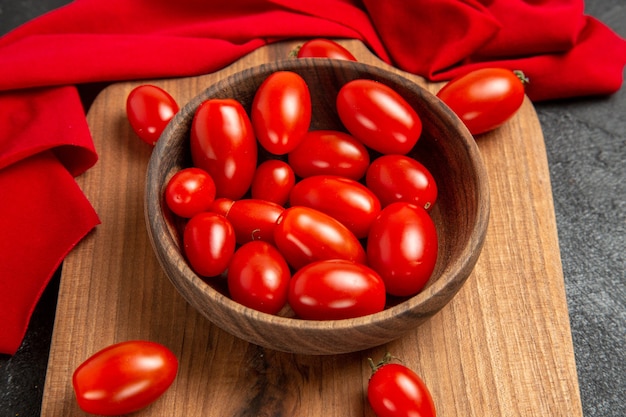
[145,59,489,354]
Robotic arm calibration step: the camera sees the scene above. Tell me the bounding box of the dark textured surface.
[0,1,624,416]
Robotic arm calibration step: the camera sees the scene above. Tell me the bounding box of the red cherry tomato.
[165,167,216,218]
[367,202,438,297]
[287,130,370,180]
[72,340,178,416]
[208,197,235,217]
[273,206,367,270]
[288,260,386,320]
[337,79,422,155]
[296,38,357,61]
[289,175,381,239]
[224,199,284,245]
[436,68,527,135]
[183,212,235,277]
[367,355,436,417]
[250,159,296,206]
[190,98,257,199]
[251,71,312,155]
[227,241,291,315]
[366,155,438,211]
[126,85,179,146]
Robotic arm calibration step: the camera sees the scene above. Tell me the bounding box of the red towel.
[1,0,624,354]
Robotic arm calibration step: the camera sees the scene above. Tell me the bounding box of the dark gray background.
[0,1,624,416]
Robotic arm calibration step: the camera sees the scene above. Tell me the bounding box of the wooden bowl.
[145,59,490,355]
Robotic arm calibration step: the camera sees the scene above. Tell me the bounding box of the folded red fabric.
[0,0,624,354]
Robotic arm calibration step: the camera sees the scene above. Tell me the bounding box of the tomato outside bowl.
[145,59,490,355]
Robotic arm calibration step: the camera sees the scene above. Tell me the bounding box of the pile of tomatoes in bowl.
[159,66,442,322]
[144,58,489,355]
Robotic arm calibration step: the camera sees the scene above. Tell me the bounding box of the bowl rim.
[145,58,490,338]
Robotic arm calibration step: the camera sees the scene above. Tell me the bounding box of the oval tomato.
[224,199,284,245]
[165,167,216,218]
[288,260,386,320]
[227,241,291,315]
[337,79,422,155]
[183,212,236,277]
[274,206,366,270]
[251,71,312,155]
[367,355,436,417]
[73,340,178,416]
[126,85,179,146]
[366,155,438,211]
[367,202,438,297]
[289,175,381,238]
[296,38,357,61]
[190,98,257,199]
[250,159,296,206]
[287,130,370,180]
[436,68,526,135]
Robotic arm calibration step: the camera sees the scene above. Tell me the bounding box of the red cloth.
[0,0,624,354]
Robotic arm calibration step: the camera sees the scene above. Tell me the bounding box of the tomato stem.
[288,45,302,58]
[368,352,400,374]
[513,70,529,85]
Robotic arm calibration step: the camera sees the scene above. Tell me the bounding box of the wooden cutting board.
[40,40,583,416]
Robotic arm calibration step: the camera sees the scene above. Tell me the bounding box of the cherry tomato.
[250,159,296,206]
[366,155,438,211]
[287,130,370,180]
[72,340,178,416]
[289,175,381,238]
[224,199,284,245]
[367,202,438,297]
[183,212,235,277]
[288,260,386,320]
[208,197,235,217]
[165,167,216,218]
[296,38,357,61]
[227,241,291,315]
[436,68,527,135]
[337,79,422,155]
[367,354,436,417]
[274,206,367,270]
[251,71,312,155]
[190,98,257,199]
[126,85,179,146]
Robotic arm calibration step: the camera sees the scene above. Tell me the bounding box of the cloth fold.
[1,0,625,355]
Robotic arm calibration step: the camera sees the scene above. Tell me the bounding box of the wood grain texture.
[41,40,583,416]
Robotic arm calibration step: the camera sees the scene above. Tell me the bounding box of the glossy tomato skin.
[337,79,422,155]
[287,130,370,180]
[289,175,381,238]
[227,241,291,315]
[251,159,296,206]
[224,199,284,245]
[251,71,312,155]
[368,363,436,417]
[209,197,235,217]
[436,68,526,135]
[367,202,438,297]
[288,260,386,320]
[165,167,216,218]
[126,85,179,146]
[366,155,438,211]
[190,98,257,199]
[73,340,178,416]
[274,206,367,270]
[296,38,357,61]
[183,212,235,277]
